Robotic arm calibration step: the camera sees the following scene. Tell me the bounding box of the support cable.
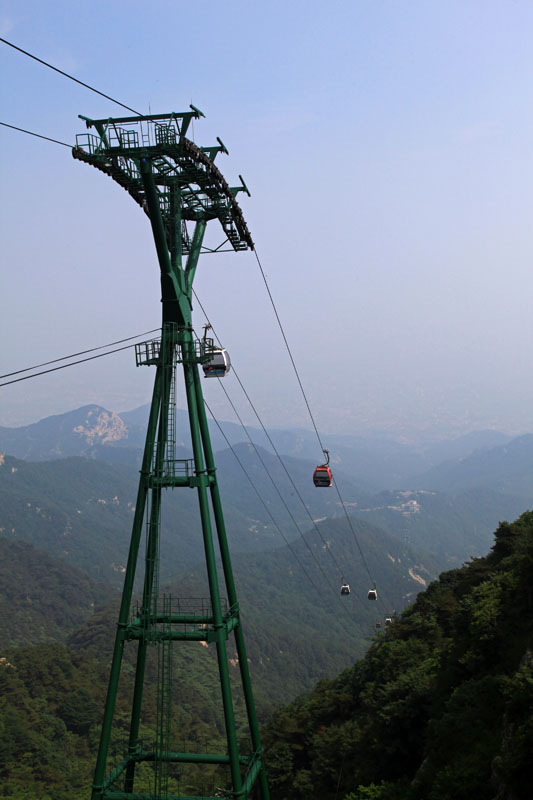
[192,296,370,610]
[0,37,141,115]
[252,248,381,593]
[0,340,154,388]
[0,120,71,148]
[0,329,160,380]
[214,373,369,611]
[253,249,326,452]
[202,373,369,615]
[203,397,332,607]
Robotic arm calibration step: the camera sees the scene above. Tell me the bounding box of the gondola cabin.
[202,348,231,378]
[375,621,382,628]
[340,583,350,595]
[368,588,378,600]
[385,617,393,626]
[313,466,332,487]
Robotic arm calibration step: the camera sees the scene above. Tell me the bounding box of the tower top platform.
[73,106,253,253]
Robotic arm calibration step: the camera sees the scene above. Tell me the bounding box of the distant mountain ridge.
[356,486,531,562]
[0,403,521,490]
[1,404,532,573]
[0,405,141,464]
[413,433,533,496]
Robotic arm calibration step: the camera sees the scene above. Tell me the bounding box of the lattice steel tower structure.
[73,108,269,800]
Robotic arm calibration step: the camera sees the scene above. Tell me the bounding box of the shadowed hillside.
[0,539,115,648]
[262,511,533,800]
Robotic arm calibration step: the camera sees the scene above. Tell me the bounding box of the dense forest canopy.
[262,511,533,800]
[1,512,532,798]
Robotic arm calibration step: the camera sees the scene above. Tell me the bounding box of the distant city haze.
[2,1,533,441]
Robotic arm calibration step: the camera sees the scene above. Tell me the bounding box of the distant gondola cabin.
[203,348,231,378]
[313,466,332,487]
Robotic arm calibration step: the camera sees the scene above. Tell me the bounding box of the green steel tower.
[73,108,269,800]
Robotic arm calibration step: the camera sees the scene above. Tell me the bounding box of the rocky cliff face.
[0,404,133,460]
[72,408,128,445]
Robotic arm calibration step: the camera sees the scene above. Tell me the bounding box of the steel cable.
[0,329,160,380]
[0,120,71,147]
[252,247,386,603]
[192,296,371,612]
[0,37,141,115]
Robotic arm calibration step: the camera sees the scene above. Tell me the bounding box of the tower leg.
[183,350,243,795]
[123,485,164,793]
[192,365,270,799]
[91,368,163,798]
[124,337,174,794]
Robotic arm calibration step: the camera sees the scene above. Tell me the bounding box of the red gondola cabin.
[313,466,332,487]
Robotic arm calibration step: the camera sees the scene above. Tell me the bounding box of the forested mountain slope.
[2,443,529,589]
[0,513,439,798]
[0,640,238,799]
[66,514,441,715]
[413,433,533,496]
[0,539,115,648]
[171,515,443,708]
[0,454,293,583]
[356,486,530,562]
[263,511,533,800]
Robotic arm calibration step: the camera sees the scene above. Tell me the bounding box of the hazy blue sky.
[2,1,533,440]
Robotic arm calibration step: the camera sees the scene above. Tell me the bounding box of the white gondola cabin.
[368,587,378,600]
[340,583,350,596]
[202,348,231,378]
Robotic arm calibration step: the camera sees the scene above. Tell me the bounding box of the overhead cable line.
[0,337,157,388]
[0,37,141,115]
[203,397,333,607]
[205,369,368,616]
[252,247,381,594]
[0,121,71,148]
[253,248,326,452]
[0,329,160,380]
[192,295,370,611]
[194,295,349,574]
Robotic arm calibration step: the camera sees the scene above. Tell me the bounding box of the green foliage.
[344,782,406,800]
[0,453,302,585]
[57,688,99,734]
[263,511,533,800]
[0,538,114,647]
[0,645,103,799]
[0,641,235,797]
